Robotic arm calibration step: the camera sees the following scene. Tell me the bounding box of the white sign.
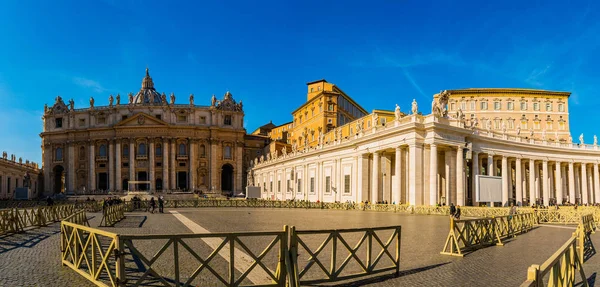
[475,175,502,203]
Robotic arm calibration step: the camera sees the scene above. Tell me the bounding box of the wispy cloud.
[72,77,107,93]
[401,68,426,99]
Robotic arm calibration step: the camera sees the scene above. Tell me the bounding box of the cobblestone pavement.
[0,208,598,286]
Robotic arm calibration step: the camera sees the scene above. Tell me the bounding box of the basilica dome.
[133,68,162,105]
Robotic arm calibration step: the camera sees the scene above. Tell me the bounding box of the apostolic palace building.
[40,69,247,195]
[249,81,600,207]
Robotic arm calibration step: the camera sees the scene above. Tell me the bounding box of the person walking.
[158,196,164,213]
[149,197,156,214]
[449,203,456,218]
[454,205,461,220]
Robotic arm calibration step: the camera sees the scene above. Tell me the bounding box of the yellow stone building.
[441,88,571,141]
[0,152,41,199]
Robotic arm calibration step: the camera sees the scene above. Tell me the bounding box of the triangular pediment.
[115,113,169,127]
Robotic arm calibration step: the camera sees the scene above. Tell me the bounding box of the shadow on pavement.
[112,216,147,228]
[320,262,451,287]
[0,226,60,254]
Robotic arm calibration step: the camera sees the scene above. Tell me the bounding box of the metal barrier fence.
[440,213,536,256]
[520,214,594,287]
[99,204,126,227]
[0,204,75,235]
[60,222,401,287]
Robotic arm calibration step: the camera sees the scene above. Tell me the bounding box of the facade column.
[568,162,576,204]
[170,139,176,189]
[529,159,535,204]
[487,154,494,176]
[542,160,549,207]
[445,150,452,205]
[429,144,438,206]
[501,156,508,206]
[356,154,365,202]
[149,141,155,191]
[115,141,121,191]
[371,152,380,203]
[67,142,75,193]
[162,138,169,192]
[89,142,96,191]
[129,141,135,190]
[456,146,464,206]
[393,147,402,204]
[515,157,522,206]
[471,151,479,206]
[408,143,423,206]
[555,162,562,205]
[108,140,114,191]
[189,140,196,192]
[581,163,588,204]
[594,164,600,204]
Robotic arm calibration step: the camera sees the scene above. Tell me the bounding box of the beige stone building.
[0,152,41,199]
[40,69,247,195]
[250,88,600,207]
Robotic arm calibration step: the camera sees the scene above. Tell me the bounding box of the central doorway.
[137,171,148,191]
[221,164,234,193]
[53,165,65,194]
[177,171,188,190]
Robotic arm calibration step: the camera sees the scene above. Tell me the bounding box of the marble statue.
[579,133,584,145]
[292,143,298,154]
[69,99,74,110]
[394,104,401,120]
[247,172,254,186]
[372,113,379,127]
[109,94,114,106]
[189,94,194,105]
[594,135,598,146]
[282,146,287,157]
[319,131,325,144]
[260,155,264,163]
[266,153,271,161]
[457,108,464,121]
[516,125,521,136]
[170,93,175,105]
[44,104,48,113]
[568,136,573,143]
[486,119,492,131]
[356,120,362,134]
[2,151,6,159]
[211,95,217,106]
[411,99,418,114]
[89,97,95,108]
[555,131,559,141]
[161,93,167,104]
[529,129,534,138]
[116,94,121,105]
[337,127,342,140]
[501,121,507,134]
[254,158,258,166]
[128,93,134,104]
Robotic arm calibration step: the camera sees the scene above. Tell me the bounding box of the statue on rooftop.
[411,99,418,114]
[579,133,584,145]
[69,99,74,111]
[116,94,121,105]
[189,94,194,106]
[395,104,401,120]
[211,95,217,106]
[89,97,94,108]
[129,93,134,104]
[594,135,598,146]
[170,93,175,105]
[109,94,114,106]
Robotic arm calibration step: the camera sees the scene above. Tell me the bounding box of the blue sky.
[0,0,598,164]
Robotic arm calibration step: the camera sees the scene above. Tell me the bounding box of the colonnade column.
[471,151,479,206]
[501,156,508,206]
[445,150,452,204]
[170,140,176,189]
[487,154,494,176]
[129,141,135,190]
[115,141,121,191]
[162,138,169,192]
[568,162,576,204]
[108,141,114,191]
[408,143,423,205]
[581,164,588,204]
[429,144,438,206]
[542,160,549,207]
[515,157,522,206]
[555,162,562,205]
[393,147,402,205]
[89,142,96,191]
[371,152,380,203]
[529,160,535,204]
[456,146,464,206]
[189,140,196,191]
[149,141,155,191]
[594,164,600,204]
[356,154,365,203]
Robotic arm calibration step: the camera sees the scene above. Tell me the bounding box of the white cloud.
[72,77,107,93]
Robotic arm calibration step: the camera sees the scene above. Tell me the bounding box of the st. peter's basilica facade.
[41,69,248,195]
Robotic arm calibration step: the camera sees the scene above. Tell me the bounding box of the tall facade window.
[55,118,63,128]
[508,119,514,129]
[310,177,315,194]
[278,180,281,193]
[138,143,146,155]
[533,103,540,111]
[494,102,501,110]
[558,103,565,112]
[546,103,552,111]
[155,144,162,156]
[521,102,527,111]
[521,120,528,129]
[325,176,331,193]
[460,102,466,111]
[507,102,514,110]
[344,175,351,194]
[224,115,232,125]
[55,148,63,161]
[179,143,186,155]
[224,146,232,159]
[123,146,129,157]
[480,102,488,110]
[494,119,500,129]
[450,103,456,111]
[99,144,107,157]
[297,179,302,194]
[287,179,290,192]
[199,145,206,157]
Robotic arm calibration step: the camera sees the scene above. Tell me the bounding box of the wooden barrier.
[440,213,536,256]
[99,204,125,227]
[0,204,76,235]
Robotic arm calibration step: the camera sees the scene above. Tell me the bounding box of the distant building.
[40,69,248,195]
[0,152,41,199]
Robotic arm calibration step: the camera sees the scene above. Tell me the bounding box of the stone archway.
[221,164,234,193]
[53,165,65,194]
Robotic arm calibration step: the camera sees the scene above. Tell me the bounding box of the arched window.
[155,144,162,156]
[55,148,63,161]
[179,143,186,155]
[139,143,146,155]
[123,146,129,157]
[199,145,206,157]
[99,144,107,157]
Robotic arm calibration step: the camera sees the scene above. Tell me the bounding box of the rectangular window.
[494,102,501,110]
[97,117,106,125]
[344,175,350,194]
[310,177,315,194]
[470,101,476,111]
[547,122,553,130]
[55,118,63,128]
[270,182,273,193]
[507,102,514,110]
[558,104,564,112]
[521,121,528,129]
[224,115,232,125]
[297,179,302,194]
[460,102,466,111]
[533,103,540,111]
[559,122,565,130]
[287,179,290,193]
[122,115,128,121]
[224,146,232,159]
[328,104,333,111]
[546,103,552,111]
[534,121,541,130]
[325,176,331,193]
[278,180,281,193]
[199,116,206,124]
[480,102,488,110]
[508,120,514,129]
[494,119,500,129]
[177,115,187,122]
[155,114,162,120]
[521,102,527,111]
[450,103,456,111]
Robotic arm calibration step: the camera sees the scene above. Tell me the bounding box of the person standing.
[449,203,456,217]
[509,203,517,220]
[454,205,461,220]
[149,197,156,214]
[158,196,164,213]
